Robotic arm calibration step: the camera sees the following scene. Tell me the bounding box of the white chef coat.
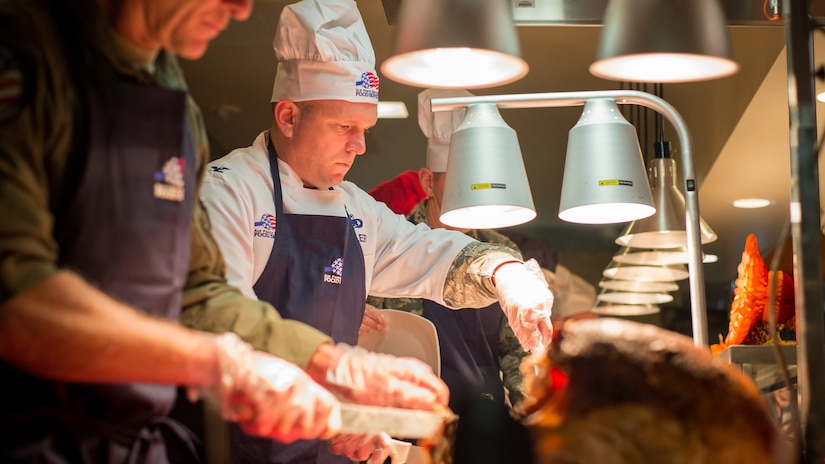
[201,131,475,308]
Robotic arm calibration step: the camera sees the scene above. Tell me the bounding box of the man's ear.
[418,167,435,197]
[273,99,298,137]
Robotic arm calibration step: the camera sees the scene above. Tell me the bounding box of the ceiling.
[179,0,825,309]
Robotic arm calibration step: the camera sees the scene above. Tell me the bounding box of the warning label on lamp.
[471,183,507,190]
[598,180,633,187]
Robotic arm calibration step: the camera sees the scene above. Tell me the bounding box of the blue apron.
[230,137,366,464]
[0,78,197,463]
[422,300,506,413]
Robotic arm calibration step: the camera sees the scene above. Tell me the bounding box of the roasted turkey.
[518,318,781,464]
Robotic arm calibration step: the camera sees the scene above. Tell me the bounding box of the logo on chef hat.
[253,213,277,239]
[323,257,344,285]
[354,72,379,99]
[153,157,185,202]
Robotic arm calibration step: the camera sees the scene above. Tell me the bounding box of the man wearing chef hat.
[198,0,555,462]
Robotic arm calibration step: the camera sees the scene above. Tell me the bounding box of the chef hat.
[417,88,475,172]
[271,0,379,104]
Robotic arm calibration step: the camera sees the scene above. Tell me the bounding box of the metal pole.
[783,0,825,461]
[432,90,709,346]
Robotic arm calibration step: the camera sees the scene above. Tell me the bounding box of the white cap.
[271,0,379,104]
[417,88,474,172]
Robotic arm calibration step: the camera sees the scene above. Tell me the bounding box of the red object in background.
[368,170,427,216]
[711,233,797,354]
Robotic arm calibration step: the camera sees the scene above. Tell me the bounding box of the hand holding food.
[190,332,341,443]
[312,343,449,410]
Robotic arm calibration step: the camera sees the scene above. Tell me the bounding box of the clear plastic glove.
[493,258,555,354]
[316,343,449,410]
[359,303,388,337]
[191,333,341,443]
[328,432,393,464]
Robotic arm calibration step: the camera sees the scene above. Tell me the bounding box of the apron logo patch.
[350,215,367,242]
[253,213,277,238]
[323,257,343,285]
[153,157,185,202]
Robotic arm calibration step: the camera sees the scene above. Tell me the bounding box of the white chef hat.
[271,0,379,104]
[417,88,475,172]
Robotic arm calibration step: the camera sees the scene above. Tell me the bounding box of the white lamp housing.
[558,99,655,224]
[440,103,536,229]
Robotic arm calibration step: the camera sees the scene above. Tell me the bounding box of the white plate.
[358,309,441,377]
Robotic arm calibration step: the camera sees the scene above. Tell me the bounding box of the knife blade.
[336,403,449,439]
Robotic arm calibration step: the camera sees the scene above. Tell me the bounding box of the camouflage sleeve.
[499,315,529,410]
[365,295,384,308]
[442,241,522,309]
[367,294,424,317]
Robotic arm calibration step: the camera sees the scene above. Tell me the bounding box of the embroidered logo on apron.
[153,156,185,202]
[349,214,367,243]
[253,213,277,238]
[323,257,344,285]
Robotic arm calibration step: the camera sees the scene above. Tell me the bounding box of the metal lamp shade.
[612,246,716,266]
[380,0,528,89]
[590,0,739,83]
[616,157,717,249]
[602,261,689,282]
[558,99,654,224]
[597,290,674,305]
[599,279,679,293]
[592,303,661,316]
[440,103,536,229]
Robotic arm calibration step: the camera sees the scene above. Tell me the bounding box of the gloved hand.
[493,258,555,354]
[359,303,388,336]
[314,343,449,410]
[190,332,341,443]
[328,432,393,464]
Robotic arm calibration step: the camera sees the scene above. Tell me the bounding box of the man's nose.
[226,0,253,21]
